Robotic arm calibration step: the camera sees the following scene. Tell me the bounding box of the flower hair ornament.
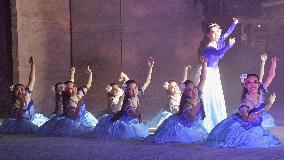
[240,74,248,84]
[9,85,15,92]
[163,82,169,90]
[51,83,66,93]
[106,85,112,93]
[179,83,186,94]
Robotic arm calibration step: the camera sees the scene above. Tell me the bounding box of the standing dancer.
[201,18,238,132]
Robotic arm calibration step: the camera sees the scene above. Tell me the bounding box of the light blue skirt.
[39,111,98,137]
[205,114,280,148]
[147,114,208,143]
[146,108,173,128]
[0,118,39,134]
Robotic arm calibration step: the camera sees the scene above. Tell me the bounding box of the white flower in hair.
[240,74,248,84]
[9,85,15,92]
[163,82,169,90]
[106,85,112,93]
[179,83,186,93]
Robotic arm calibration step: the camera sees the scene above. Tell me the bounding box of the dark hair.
[183,80,195,87]
[178,89,205,120]
[241,74,259,101]
[207,23,219,34]
[54,82,64,114]
[64,80,73,85]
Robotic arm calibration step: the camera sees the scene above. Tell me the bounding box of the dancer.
[146,65,193,129]
[201,18,239,132]
[0,57,48,134]
[92,57,154,139]
[205,57,280,148]
[146,57,208,143]
[39,66,98,136]
[48,67,75,118]
[98,72,129,118]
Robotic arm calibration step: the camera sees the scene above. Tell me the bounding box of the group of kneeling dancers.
[0,18,281,148]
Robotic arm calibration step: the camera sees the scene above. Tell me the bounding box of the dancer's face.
[65,82,77,96]
[126,83,138,97]
[168,81,179,95]
[208,26,221,41]
[244,76,259,94]
[184,82,198,98]
[14,85,26,98]
[110,84,120,97]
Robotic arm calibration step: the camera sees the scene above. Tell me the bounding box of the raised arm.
[85,66,92,89]
[197,56,207,90]
[259,54,267,83]
[181,65,191,83]
[27,56,35,91]
[265,93,276,112]
[70,67,75,82]
[263,57,278,89]
[220,18,238,41]
[141,57,154,91]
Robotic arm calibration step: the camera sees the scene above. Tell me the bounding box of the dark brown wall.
[0,0,12,117]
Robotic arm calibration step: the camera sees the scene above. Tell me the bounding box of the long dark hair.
[54,82,64,114]
[178,80,205,120]
[241,74,259,101]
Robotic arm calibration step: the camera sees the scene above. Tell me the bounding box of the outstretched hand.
[29,56,34,64]
[271,57,279,63]
[233,17,239,24]
[85,66,92,74]
[200,56,208,64]
[70,67,76,74]
[269,93,276,104]
[260,53,268,62]
[185,65,191,70]
[148,57,154,67]
[229,37,236,46]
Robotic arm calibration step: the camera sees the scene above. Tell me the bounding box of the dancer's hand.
[85,66,92,74]
[185,65,191,70]
[233,17,239,24]
[229,37,236,46]
[119,72,129,82]
[29,56,34,65]
[269,93,276,105]
[271,57,279,63]
[200,56,208,64]
[148,57,154,67]
[261,53,267,62]
[70,67,76,74]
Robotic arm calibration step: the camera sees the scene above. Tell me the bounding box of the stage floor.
[0,127,284,160]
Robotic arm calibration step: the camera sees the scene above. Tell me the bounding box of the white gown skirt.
[198,67,227,132]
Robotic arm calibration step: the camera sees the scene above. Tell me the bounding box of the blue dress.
[146,94,180,128]
[92,88,149,139]
[146,98,208,143]
[201,22,236,132]
[39,102,98,137]
[205,85,280,148]
[0,95,48,134]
